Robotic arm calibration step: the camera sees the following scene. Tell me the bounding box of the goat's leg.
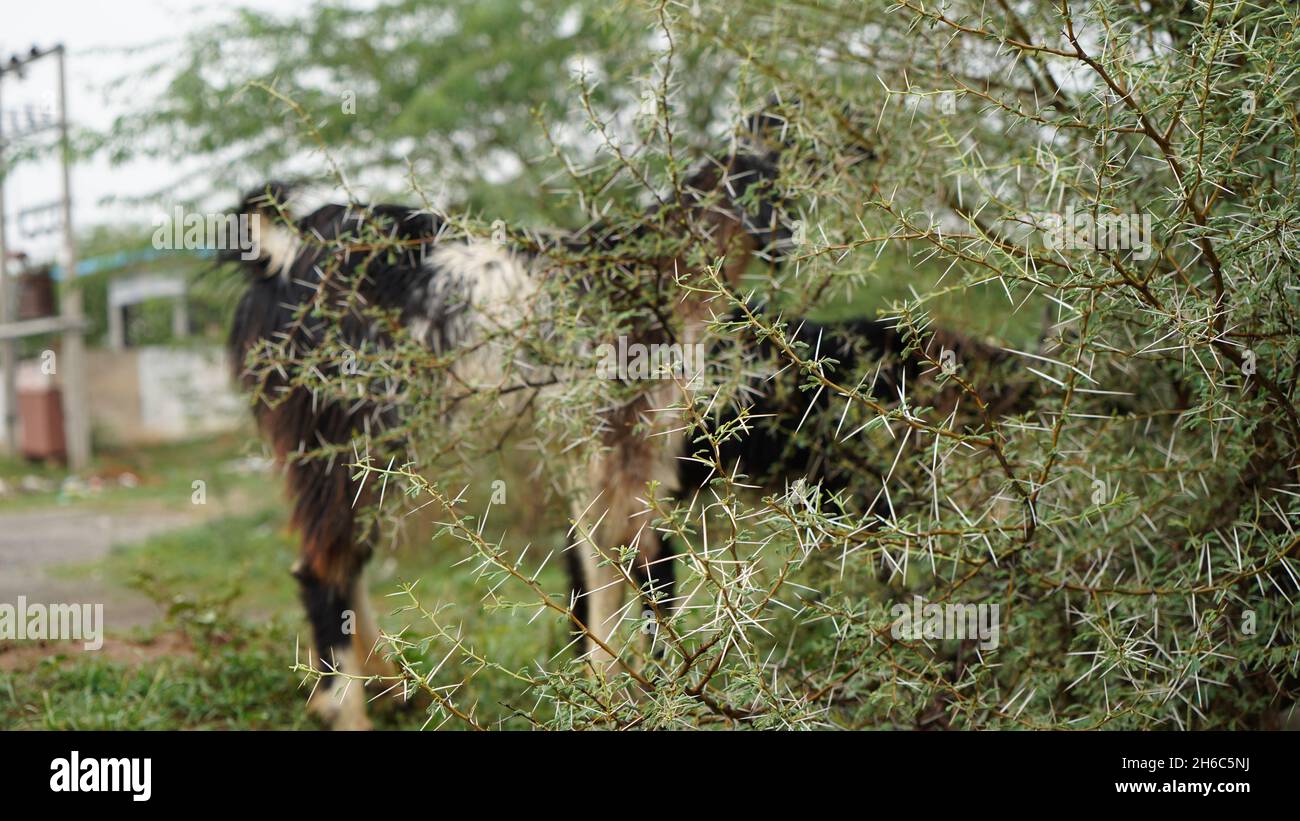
[570,461,664,675]
[283,445,376,730]
[572,516,670,673]
[350,570,396,678]
[631,533,678,660]
[564,548,590,648]
[572,518,631,675]
[295,563,371,731]
[569,392,685,675]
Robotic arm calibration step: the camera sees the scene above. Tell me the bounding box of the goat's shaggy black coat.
[227,190,470,722]
[677,312,1032,498]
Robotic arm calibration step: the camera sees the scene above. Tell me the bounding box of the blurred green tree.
[92,0,735,223]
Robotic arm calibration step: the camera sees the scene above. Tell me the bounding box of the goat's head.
[226,180,301,279]
[676,99,799,288]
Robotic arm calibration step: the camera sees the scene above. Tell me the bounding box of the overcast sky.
[1,0,314,263]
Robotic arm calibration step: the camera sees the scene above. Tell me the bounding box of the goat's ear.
[238,180,295,221]
[225,180,301,271]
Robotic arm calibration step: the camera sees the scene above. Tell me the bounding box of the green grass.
[0,430,274,514]
[1,438,579,730]
[105,507,301,616]
[0,623,314,730]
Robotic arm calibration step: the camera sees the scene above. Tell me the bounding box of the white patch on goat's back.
[408,239,545,394]
[408,317,433,344]
[430,240,536,329]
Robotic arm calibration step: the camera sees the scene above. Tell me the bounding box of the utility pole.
[54,45,88,471]
[0,73,15,453]
[0,44,90,470]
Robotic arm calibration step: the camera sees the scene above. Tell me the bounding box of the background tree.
[93,0,739,222]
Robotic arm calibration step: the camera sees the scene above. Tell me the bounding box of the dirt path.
[0,506,202,630]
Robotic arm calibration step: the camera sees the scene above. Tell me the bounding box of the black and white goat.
[227,110,800,728]
[228,111,1034,729]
